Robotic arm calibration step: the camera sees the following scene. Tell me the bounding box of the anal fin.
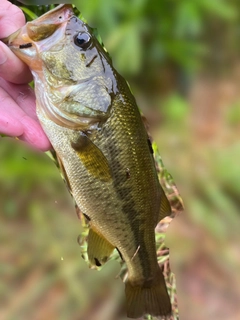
[87,227,114,267]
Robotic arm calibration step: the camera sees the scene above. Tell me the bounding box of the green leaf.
[19,6,38,20]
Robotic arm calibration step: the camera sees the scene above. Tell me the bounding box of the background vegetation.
[1,0,240,319]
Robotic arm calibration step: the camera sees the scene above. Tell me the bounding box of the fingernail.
[0,43,7,65]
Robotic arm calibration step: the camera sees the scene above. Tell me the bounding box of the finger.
[0,41,33,84]
[18,115,52,151]
[0,77,37,120]
[0,86,51,151]
[0,0,26,38]
[0,1,32,84]
[0,87,24,136]
[0,77,51,150]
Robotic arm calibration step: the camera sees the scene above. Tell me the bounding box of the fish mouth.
[1,4,74,70]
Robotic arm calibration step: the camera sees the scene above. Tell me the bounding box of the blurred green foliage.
[1,1,240,319]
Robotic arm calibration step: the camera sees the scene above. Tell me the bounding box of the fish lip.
[1,5,75,69]
[1,29,21,46]
[4,25,31,49]
[2,4,74,49]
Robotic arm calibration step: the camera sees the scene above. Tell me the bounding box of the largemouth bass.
[3,4,172,318]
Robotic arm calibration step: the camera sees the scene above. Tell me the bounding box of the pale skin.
[0,0,51,151]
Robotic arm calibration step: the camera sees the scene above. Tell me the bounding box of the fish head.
[3,5,72,71]
[3,4,117,129]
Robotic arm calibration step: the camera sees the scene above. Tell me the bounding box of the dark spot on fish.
[126,168,131,179]
[86,55,98,67]
[116,247,124,261]
[147,138,154,154]
[94,258,102,267]
[83,213,91,221]
[19,43,32,49]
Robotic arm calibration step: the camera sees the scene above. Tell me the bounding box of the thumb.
[0,41,32,84]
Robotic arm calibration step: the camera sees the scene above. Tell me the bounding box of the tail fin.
[125,268,172,318]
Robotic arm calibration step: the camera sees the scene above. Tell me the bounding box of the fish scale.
[3,4,172,318]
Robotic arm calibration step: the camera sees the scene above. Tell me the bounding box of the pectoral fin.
[71,133,112,182]
[87,227,115,267]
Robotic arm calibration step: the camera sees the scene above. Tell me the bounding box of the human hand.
[0,0,51,151]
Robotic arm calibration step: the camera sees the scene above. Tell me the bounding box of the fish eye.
[74,32,91,49]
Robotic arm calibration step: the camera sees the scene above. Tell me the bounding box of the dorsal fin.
[141,115,184,216]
